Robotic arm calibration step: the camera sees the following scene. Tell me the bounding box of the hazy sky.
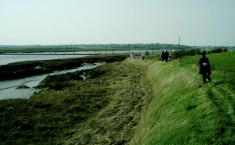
[0,0,235,46]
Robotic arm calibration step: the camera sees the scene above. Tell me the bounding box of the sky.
[0,0,235,46]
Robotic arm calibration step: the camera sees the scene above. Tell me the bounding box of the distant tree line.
[210,47,228,53]
[0,44,191,53]
[0,44,231,54]
[171,49,201,59]
[170,47,229,59]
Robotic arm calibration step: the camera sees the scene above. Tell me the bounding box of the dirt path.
[206,83,235,143]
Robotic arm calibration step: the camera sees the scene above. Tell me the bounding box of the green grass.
[179,52,235,144]
[130,60,216,144]
[130,52,235,145]
[178,52,235,88]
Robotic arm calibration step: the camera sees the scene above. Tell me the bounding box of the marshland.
[0,47,234,144]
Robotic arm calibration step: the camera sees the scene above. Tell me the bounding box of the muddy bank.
[0,54,128,80]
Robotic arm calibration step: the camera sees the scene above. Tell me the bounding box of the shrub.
[211,48,228,53]
[171,49,201,59]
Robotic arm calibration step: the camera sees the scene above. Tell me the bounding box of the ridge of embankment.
[129,59,204,144]
[130,56,235,145]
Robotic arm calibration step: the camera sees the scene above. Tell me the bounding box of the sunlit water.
[0,64,102,100]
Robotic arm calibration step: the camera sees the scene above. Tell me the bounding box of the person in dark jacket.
[164,50,169,62]
[199,51,211,83]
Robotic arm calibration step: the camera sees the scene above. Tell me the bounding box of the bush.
[171,49,201,59]
[211,48,228,53]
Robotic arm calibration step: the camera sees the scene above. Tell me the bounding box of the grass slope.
[130,53,235,145]
[64,60,151,145]
[130,59,215,144]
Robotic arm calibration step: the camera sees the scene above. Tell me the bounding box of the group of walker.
[130,52,146,60]
[130,50,212,84]
[161,51,169,62]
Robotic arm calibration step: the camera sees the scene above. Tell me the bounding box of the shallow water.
[0,54,88,66]
[0,63,102,100]
[0,50,155,66]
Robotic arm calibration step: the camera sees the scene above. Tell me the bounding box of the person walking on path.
[164,50,169,62]
[199,51,211,83]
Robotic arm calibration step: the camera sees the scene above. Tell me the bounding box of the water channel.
[0,54,88,66]
[0,50,154,100]
[0,50,156,66]
[0,63,102,100]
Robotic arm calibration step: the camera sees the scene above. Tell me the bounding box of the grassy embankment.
[0,55,150,144]
[130,52,235,144]
[0,52,234,144]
